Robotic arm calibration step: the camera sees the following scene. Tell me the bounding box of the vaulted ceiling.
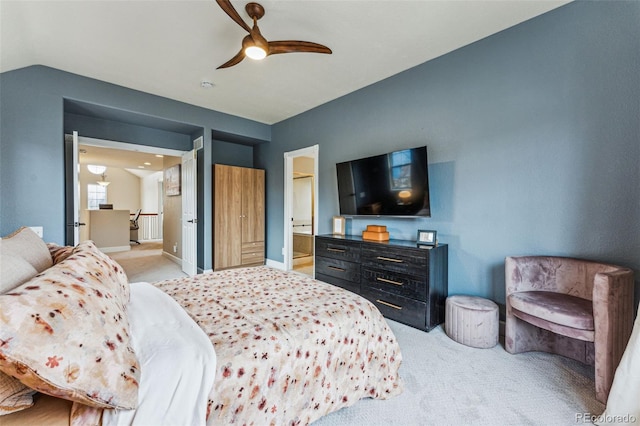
[1,0,568,125]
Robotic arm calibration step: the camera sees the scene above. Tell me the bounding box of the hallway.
[110,242,187,283]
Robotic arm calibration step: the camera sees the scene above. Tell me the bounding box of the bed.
[0,227,403,425]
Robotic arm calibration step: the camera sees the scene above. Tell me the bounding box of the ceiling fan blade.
[268,41,332,55]
[215,0,251,33]
[217,49,246,69]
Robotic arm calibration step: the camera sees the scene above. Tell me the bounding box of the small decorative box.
[362,225,390,241]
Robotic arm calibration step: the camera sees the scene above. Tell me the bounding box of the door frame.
[65,134,188,249]
[283,145,319,272]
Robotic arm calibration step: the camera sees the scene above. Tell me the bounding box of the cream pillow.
[0,228,53,410]
[0,373,36,416]
[0,253,38,294]
[0,227,52,272]
[0,240,139,409]
[0,227,52,294]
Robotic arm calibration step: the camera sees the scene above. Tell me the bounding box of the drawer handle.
[376,277,403,286]
[377,256,403,263]
[376,300,402,310]
[328,266,345,272]
[327,247,346,253]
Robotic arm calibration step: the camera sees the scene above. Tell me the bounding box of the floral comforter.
[153,266,403,425]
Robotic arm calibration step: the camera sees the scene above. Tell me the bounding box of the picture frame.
[332,216,346,236]
[417,229,437,246]
[164,164,181,196]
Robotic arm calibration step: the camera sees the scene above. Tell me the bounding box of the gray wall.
[2,3,638,304]
[64,113,192,150]
[256,1,640,303]
[0,66,270,270]
[212,140,254,168]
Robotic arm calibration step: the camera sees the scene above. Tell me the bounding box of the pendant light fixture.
[97,173,110,187]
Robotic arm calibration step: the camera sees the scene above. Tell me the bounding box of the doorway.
[65,134,190,263]
[283,145,319,275]
[292,174,314,274]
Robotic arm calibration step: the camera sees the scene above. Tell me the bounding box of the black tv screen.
[336,146,431,217]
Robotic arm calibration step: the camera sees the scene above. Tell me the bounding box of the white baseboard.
[293,255,313,266]
[99,246,130,253]
[162,251,182,266]
[194,261,284,273]
[266,259,285,270]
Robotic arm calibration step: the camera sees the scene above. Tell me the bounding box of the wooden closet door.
[214,164,243,270]
[241,167,265,244]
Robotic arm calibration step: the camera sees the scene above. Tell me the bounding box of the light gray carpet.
[109,242,187,283]
[313,320,604,426]
[108,246,604,425]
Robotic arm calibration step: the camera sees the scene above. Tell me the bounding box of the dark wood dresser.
[315,234,448,332]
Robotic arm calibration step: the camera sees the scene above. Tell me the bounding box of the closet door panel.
[242,168,265,244]
[214,164,243,270]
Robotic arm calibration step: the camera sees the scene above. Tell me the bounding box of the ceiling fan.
[215,0,332,69]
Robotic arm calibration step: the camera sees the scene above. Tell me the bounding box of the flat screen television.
[336,146,431,217]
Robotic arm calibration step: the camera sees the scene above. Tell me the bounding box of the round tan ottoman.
[445,295,499,349]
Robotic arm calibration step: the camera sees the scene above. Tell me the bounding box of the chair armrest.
[592,268,635,401]
[593,268,635,338]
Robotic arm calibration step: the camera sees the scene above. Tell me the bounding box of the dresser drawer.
[361,244,427,276]
[360,287,428,331]
[315,237,361,262]
[316,273,360,294]
[314,235,448,332]
[315,256,360,283]
[362,267,427,301]
[241,251,264,265]
[242,241,264,253]
[241,241,264,265]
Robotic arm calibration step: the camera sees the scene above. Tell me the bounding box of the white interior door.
[72,131,81,245]
[157,181,164,240]
[293,176,313,233]
[283,145,319,272]
[181,149,197,276]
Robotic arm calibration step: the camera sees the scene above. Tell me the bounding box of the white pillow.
[596,311,640,425]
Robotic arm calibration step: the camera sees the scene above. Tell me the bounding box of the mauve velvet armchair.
[505,256,635,404]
